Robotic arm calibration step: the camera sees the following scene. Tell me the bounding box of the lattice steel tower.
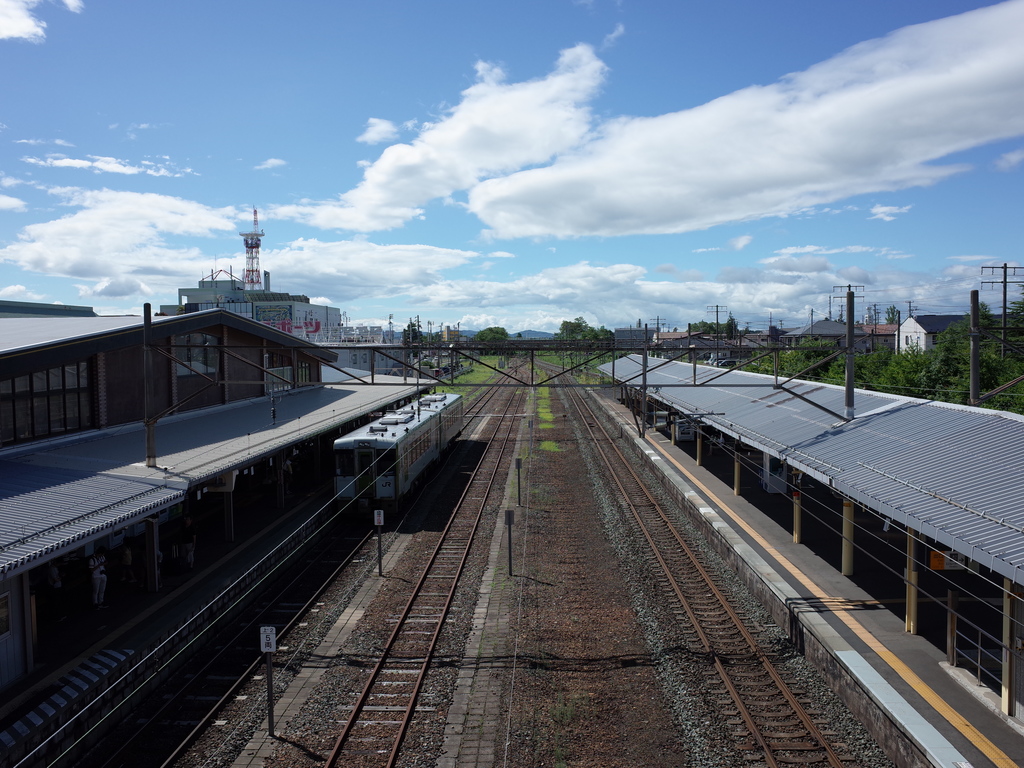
[240,207,265,290]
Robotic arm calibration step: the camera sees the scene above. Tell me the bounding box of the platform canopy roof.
[0,379,424,579]
[600,354,1024,586]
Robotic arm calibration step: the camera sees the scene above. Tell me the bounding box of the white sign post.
[374,509,384,576]
[260,626,277,737]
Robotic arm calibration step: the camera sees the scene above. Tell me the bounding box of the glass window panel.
[78,361,89,388]
[80,394,92,427]
[15,375,29,394]
[1,379,11,395]
[49,393,65,433]
[65,396,80,430]
[33,395,48,435]
[64,364,79,388]
[49,367,62,389]
[15,398,31,439]
[33,371,47,392]
[1,400,13,443]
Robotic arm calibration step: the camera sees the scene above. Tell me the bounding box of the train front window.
[379,449,397,476]
[336,449,355,476]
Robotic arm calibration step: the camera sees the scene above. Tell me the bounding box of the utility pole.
[707,305,727,343]
[981,263,1024,357]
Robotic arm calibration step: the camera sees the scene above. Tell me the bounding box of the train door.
[376,448,397,498]
[355,448,376,495]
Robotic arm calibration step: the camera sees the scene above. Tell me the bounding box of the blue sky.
[1,0,1023,333]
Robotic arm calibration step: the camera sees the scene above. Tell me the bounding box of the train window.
[356,449,374,477]
[336,449,355,476]
[380,449,397,476]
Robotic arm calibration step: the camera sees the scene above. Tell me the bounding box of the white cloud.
[265,238,481,300]
[255,158,287,170]
[869,204,912,221]
[0,189,238,299]
[948,254,997,262]
[0,0,82,41]
[602,23,625,50]
[995,148,1024,170]
[0,283,45,300]
[356,118,400,144]
[273,44,606,231]
[728,235,753,251]
[21,154,193,177]
[0,193,26,211]
[15,138,75,147]
[759,255,832,274]
[467,1,1024,238]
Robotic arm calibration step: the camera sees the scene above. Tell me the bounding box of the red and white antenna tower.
[240,207,265,290]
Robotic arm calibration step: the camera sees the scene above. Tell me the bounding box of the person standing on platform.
[182,515,197,570]
[88,547,108,609]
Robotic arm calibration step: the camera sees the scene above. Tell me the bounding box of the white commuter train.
[333,393,464,507]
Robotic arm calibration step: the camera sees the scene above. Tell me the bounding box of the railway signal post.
[506,508,514,576]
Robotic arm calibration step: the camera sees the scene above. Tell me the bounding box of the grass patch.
[538,440,562,452]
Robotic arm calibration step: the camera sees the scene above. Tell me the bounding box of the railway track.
[561,380,858,768]
[324,381,526,767]
[83,496,376,768]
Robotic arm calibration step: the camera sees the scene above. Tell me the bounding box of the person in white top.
[88,547,108,609]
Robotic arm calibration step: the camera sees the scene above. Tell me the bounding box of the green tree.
[401,320,421,344]
[475,326,509,342]
[556,316,591,339]
[884,305,900,325]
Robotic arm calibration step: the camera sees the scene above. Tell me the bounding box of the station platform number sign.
[260,625,277,653]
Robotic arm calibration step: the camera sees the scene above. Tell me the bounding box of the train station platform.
[0,481,335,767]
[595,391,1023,768]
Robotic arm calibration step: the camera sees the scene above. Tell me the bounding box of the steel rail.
[93,517,376,768]
[324,381,526,767]
[564,382,849,768]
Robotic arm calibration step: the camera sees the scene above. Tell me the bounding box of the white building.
[160,269,342,339]
[899,314,963,351]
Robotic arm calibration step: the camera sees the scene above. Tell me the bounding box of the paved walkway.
[437,500,516,768]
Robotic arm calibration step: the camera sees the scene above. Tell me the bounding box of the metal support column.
[733,449,741,496]
[906,528,919,634]
[842,499,855,576]
[1002,578,1016,716]
[640,333,648,439]
[845,290,855,420]
[792,490,802,544]
[696,429,703,467]
[970,289,981,405]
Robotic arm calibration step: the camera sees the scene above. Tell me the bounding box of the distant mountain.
[512,329,554,339]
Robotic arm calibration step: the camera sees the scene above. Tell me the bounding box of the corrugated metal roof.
[0,464,182,575]
[0,379,423,578]
[600,354,1024,586]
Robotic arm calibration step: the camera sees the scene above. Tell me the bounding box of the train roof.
[333,392,461,448]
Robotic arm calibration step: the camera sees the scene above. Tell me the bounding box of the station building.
[0,308,425,691]
[160,268,343,339]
